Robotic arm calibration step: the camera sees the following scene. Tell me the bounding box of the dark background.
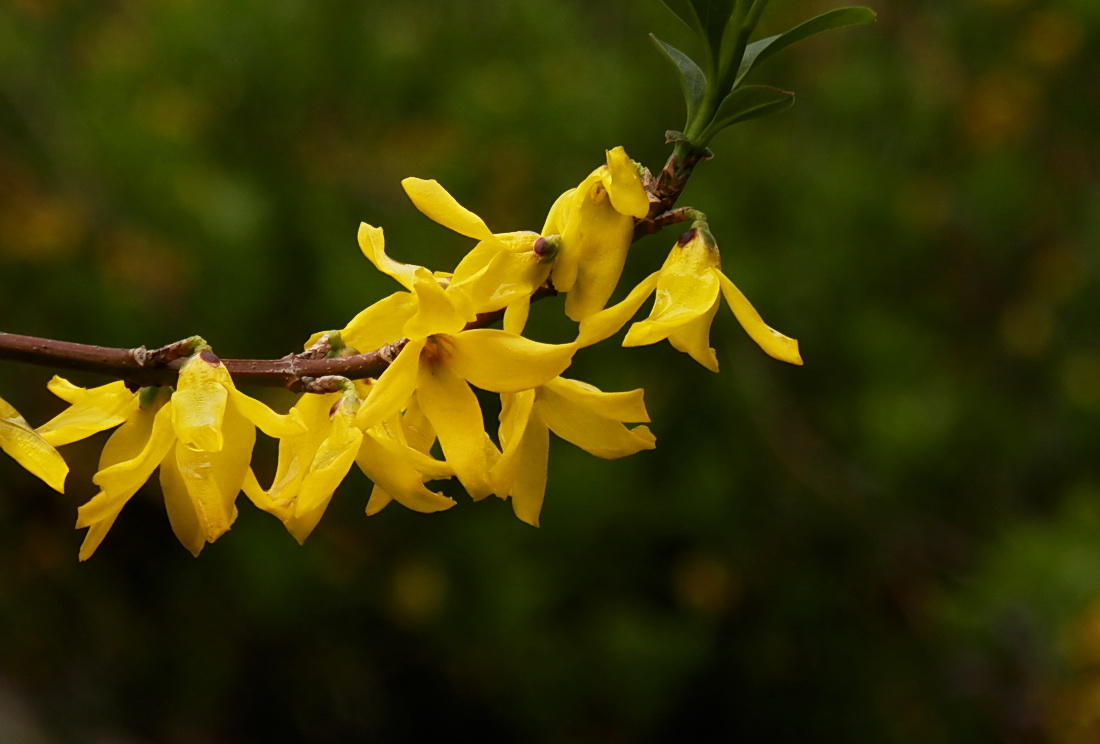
[2,0,1098,741]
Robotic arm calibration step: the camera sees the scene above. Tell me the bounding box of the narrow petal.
[536,385,657,459]
[264,392,335,510]
[229,388,305,439]
[446,329,574,393]
[357,432,456,513]
[416,358,495,499]
[718,272,803,365]
[503,298,531,335]
[159,451,206,557]
[401,177,496,242]
[37,379,139,446]
[623,258,722,347]
[506,409,550,527]
[337,291,418,353]
[171,404,254,543]
[541,188,576,239]
[575,272,659,347]
[666,300,721,372]
[77,514,123,562]
[171,354,230,452]
[0,396,68,493]
[604,146,650,219]
[355,338,425,429]
[93,401,176,498]
[358,222,419,291]
[295,410,363,517]
[561,189,635,321]
[542,377,651,423]
[491,390,535,497]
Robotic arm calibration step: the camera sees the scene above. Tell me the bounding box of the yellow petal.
[542,377,651,423]
[560,184,636,321]
[416,357,496,499]
[37,379,139,447]
[159,450,207,557]
[260,392,336,517]
[229,388,305,439]
[536,384,657,459]
[400,392,436,453]
[460,241,551,315]
[358,222,419,291]
[541,187,576,238]
[171,353,230,452]
[337,291,418,353]
[0,395,68,493]
[170,401,253,543]
[505,409,549,527]
[503,298,531,336]
[717,272,803,365]
[603,146,650,219]
[77,513,123,561]
[401,177,496,242]
[446,329,574,393]
[491,390,535,497]
[357,432,456,513]
[295,409,362,518]
[355,338,425,429]
[403,267,472,339]
[92,400,176,499]
[666,300,721,372]
[623,247,722,347]
[575,272,659,348]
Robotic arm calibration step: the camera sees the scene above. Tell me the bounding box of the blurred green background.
[1,0,1098,741]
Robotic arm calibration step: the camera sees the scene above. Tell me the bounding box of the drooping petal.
[0,395,68,493]
[400,392,436,453]
[261,392,336,515]
[549,177,598,295]
[561,184,636,321]
[536,383,657,459]
[603,146,650,219]
[75,393,168,560]
[416,357,496,499]
[575,272,659,348]
[445,329,574,393]
[542,377,651,423]
[491,390,535,497]
[92,401,176,500]
[623,245,722,347]
[503,407,550,527]
[717,272,803,366]
[666,299,721,372]
[159,449,207,556]
[357,431,456,514]
[171,353,230,452]
[170,401,254,544]
[401,177,496,242]
[358,222,419,291]
[295,407,363,518]
[37,378,139,446]
[503,298,531,336]
[355,338,425,429]
[335,291,418,353]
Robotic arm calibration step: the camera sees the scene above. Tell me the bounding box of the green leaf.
[734,7,877,86]
[689,0,736,66]
[659,0,705,39]
[650,35,708,123]
[702,85,794,138]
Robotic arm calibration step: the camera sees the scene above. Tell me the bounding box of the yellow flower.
[401,177,555,314]
[52,352,304,559]
[578,225,803,371]
[542,146,650,322]
[244,382,455,542]
[493,377,656,526]
[0,394,68,492]
[354,329,574,500]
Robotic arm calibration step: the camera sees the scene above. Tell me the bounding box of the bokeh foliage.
[1,0,1099,741]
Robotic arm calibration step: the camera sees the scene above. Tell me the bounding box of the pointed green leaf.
[689,0,736,66]
[650,35,708,123]
[735,7,877,86]
[702,85,794,139]
[659,0,704,38]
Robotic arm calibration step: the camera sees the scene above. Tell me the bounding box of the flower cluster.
[1,147,801,559]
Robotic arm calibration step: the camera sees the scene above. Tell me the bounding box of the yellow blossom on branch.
[0,394,68,493]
